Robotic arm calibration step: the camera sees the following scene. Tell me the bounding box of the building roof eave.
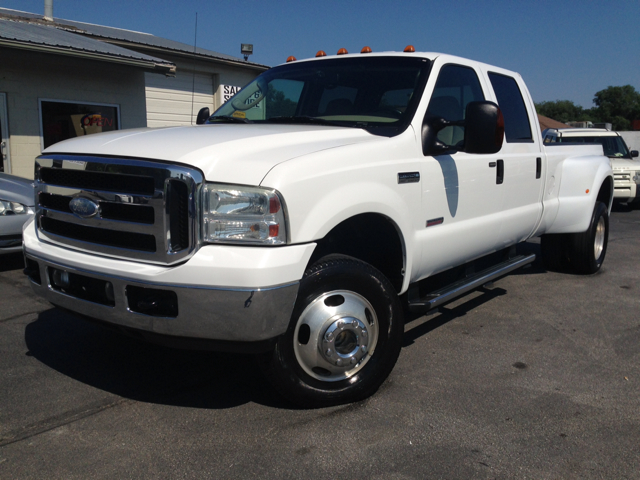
[0,38,176,74]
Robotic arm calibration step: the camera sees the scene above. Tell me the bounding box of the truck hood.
[44,124,384,185]
[611,157,640,171]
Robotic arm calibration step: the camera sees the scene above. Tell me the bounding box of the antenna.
[190,12,198,125]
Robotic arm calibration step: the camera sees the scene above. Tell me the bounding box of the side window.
[488,73,532,142]
[426,64,485,147]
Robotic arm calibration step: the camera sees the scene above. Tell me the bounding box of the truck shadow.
[0,252,24,273]
[402,285,507,347]
[24,308,291,410]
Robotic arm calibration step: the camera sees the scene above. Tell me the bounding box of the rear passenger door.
[486,71,544,245]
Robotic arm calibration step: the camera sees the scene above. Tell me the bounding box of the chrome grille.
[614,172,631,183]
[35,155,203,265]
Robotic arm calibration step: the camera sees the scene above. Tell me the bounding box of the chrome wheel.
[293,290,379,382]
[594,216,605,260]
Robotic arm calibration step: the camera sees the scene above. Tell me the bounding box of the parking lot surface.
[1,205,640,479]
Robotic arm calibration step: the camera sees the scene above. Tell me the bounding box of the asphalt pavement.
[1,204,639,479]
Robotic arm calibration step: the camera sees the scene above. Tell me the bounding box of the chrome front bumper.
[24,252,299,344]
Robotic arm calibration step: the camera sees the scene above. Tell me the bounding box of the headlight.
[0,200,32,216]
[201,184,287,245]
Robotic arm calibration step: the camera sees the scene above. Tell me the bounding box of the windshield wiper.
[264,116,348,127]
[208,115,252,124]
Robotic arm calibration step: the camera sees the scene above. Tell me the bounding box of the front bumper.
[23,219,315,345]
[613,170,640,202]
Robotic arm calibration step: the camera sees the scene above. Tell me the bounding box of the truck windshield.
[208,56,432,137]
[559,135,631,158]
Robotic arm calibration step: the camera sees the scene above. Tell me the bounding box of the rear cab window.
[488,72,533,143]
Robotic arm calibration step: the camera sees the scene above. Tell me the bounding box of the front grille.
[41,217,157,252]
[40,167,155,195]
[35,155,203,265]
[614,173,631,182]
[39,192,155,224]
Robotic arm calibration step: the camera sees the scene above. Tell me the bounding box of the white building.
[0,7,268,178]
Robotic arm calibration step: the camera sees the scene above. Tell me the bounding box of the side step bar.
[408,253,536,313]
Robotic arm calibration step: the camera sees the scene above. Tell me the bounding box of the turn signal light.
[337,48,348,55]
[286,56,296,62]
[361,46,372,53]
[316,50,327,57]
[404,45,415,52]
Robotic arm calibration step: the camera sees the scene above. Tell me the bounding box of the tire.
[540,233,569,272]
[261,254,404,407]
[568,201,609,274]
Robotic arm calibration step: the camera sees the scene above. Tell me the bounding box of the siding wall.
[143,53,263,127]
[1,48,147,179]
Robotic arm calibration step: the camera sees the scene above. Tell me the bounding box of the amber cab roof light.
[286,56,296,63]
[316,50,327,57]
[361,46,372,54]
[337,48,348,55]
[404,45,415,53]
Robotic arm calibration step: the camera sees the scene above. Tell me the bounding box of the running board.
[408,253,536,313]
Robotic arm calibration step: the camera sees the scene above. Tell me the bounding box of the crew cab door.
[413,62,504,280]
[485,70,544,244]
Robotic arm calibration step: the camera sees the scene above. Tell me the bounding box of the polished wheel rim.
[293,290,379,382]
[594,216,605,259]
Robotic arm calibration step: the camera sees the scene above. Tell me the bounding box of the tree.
[535,100,594,124]
[266,85,297,117]
[593,85,640,131]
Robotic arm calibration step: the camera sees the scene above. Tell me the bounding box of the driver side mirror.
[421,101,504,156]
[196,107,210,125]
[631,150,639,158]
[464,101,504,154]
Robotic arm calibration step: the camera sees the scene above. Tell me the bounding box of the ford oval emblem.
[69,197,100,218]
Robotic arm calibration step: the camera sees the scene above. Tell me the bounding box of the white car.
[0,173,35,254]
[543,128,640,204]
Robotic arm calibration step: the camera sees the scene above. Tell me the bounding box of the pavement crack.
[0,397,131,448]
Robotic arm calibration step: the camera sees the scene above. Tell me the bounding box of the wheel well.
[597,176,613,209]
[308,213,405,293]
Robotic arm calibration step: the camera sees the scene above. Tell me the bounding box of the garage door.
[145,72,214,127]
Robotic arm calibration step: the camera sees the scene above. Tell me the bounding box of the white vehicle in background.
[543,128,640,205]
[23,48,613,406]
[0,173,35,254]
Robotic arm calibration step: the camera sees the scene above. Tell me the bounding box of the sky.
[1,0,639,109]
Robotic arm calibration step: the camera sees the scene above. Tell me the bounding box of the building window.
[40,100,120,149]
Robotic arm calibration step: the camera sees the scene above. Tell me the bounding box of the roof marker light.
[404,45,415,53]
[286,56,297,62]
[316,50,327,57]
[361,46,372,54]
[337,48,348,55]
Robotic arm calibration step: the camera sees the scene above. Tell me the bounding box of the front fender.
[546,155,613,234]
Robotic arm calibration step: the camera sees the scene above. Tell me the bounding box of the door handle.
[536,157,541,179]
[496,159,504,184]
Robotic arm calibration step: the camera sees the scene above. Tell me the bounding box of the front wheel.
[261,255,404,407]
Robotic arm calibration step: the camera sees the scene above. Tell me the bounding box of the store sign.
[222,85,242,103]
[221,85,261,109]
[80,114,114,127]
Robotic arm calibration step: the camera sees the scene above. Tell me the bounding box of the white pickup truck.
[23,49,613,406]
